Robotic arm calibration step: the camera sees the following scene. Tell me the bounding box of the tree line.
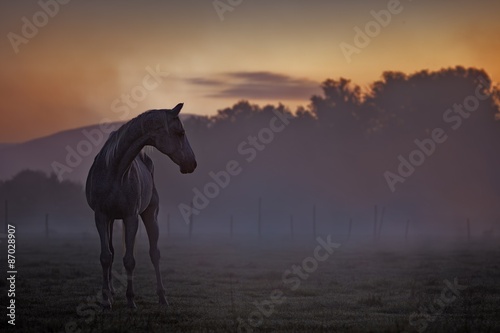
[2,66,499,234]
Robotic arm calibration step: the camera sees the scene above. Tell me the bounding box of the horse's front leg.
[108,220,115,296]
[95,212,114,309]
[123,215,139,309]
[141,199,168,305]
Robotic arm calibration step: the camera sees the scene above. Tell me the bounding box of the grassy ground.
[1,233,499,333]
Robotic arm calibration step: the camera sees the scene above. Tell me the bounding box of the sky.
[0,0,499,142]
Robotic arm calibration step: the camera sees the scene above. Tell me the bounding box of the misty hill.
[0,123,120,183]
[1,67,500,237]
[0,143,16,151]
[0,114,194,183]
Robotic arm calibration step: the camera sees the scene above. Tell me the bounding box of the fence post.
[377,207,385,241]
[4,199,8,234]
[45,213,49,239]
[189,200,193,239]
[467,218,471,242]
[166,213,170,238]
[312,204,317,240]
[405,219,410,242]
[230,215,233,238]
[348,218,352,241]
[258,197,262,239]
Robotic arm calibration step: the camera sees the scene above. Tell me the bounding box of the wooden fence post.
[377,207,385,241]
[166,213,170,237]
[189,200,193,239]
[467,218,471,242]
[45,213,49,239]
[348,218,352,241]
[405,219,410,242]
[4,199,8,234]
[230,215,233,238]
[258,197,262,239]
[312,204,317,240]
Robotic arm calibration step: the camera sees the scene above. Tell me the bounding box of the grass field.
[1,233,500,333]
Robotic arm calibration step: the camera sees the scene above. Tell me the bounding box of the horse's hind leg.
[108,221,115,295]
[95,212,113,309]
[122,216,139,309]
[141,188,168,305]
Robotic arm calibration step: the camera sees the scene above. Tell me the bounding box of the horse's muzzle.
[180,161,197,174]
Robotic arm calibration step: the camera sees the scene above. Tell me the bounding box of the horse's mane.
[102,110,168,167]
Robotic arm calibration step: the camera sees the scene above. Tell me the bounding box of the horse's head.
[151,103,197,174]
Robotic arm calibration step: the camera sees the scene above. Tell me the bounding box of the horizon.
[0,65,496,145]
[0,113,198,145]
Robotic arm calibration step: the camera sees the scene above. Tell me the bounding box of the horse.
[85,103,197,309]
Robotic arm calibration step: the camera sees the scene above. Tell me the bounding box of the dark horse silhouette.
[85,103,197,309]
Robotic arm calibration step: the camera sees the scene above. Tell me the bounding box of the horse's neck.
[108,122,150,179]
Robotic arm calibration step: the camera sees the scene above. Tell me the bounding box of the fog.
[1,67,499,248]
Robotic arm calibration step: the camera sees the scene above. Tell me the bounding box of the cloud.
[227,71,292,83]
[186,71,320,101]
[185,77,226,86]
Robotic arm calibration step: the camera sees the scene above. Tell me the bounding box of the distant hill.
[0,114,195,183]
[0,143,17,151]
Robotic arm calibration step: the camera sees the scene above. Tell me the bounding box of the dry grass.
[3,235,500,332]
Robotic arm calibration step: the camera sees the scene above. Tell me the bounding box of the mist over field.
[1,67,500,243]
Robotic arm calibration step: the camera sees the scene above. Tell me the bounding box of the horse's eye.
[178,130,185,137]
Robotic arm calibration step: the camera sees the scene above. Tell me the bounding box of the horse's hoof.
[159,296,169,306]
[101,300,112,310]
[127,300,137,309]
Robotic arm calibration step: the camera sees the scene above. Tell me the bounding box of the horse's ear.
[172,103,184,116]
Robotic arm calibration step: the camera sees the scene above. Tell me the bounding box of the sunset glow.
[1,0,499,142]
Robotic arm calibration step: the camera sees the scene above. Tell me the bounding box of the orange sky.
[0,0,499,142]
